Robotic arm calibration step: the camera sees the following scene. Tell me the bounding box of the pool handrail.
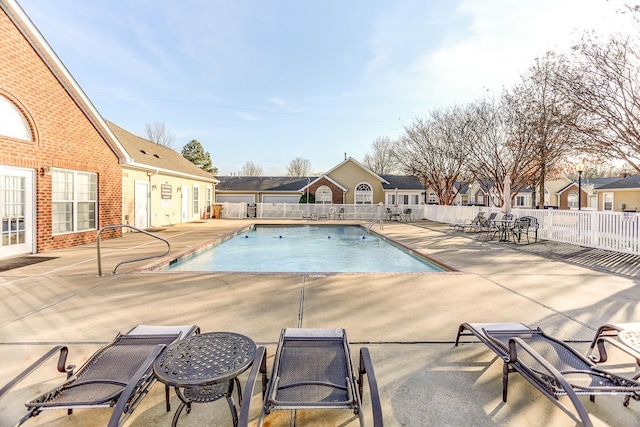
[96,225,170,276]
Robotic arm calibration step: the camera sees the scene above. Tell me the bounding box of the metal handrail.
[366,219,383,233]
[96,225,170,277]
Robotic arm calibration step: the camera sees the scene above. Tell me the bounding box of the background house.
[1,0,126,259]
[106,122,218,229]
[596,174,640,212]
[216,157,425,208]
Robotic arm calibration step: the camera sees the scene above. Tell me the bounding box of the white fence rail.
[219,203,640,255]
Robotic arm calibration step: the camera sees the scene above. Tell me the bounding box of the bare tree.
[554,34,640,173]
[395,105,473,205]
[242,161,263,177]
[509,52,581,208]
[142,122,176,150]
[286,157,312,177]
[465,97,539,207]
[363,136,401,175]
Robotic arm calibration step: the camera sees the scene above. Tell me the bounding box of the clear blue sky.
[17,0,633,175]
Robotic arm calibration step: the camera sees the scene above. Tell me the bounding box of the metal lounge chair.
[238,328,383,426]
[476,215,499,242]
[454,211,485,232]
[0,324,199,427]
[449,211,485,230]
[455,322,640,427]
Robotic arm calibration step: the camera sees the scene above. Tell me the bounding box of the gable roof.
[106,121,217,182]
[380,175,424,190]
[303,175,349,192]
[597,174,640,190]
[216,176,314,192]
[323,157,389,184]
[1,0,129,163]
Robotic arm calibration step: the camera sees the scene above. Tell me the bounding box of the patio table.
[492,219,514,242]
[153,331,256,427]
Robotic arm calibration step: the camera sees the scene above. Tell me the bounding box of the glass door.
[0,166,34,258]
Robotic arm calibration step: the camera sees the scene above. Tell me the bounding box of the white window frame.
[0,95,31,141]
[567,190,579,209]
[52,168,97,234]
[193,185,200,216]
[315,185,332,204]
[205,187,212,216]
[428,192,436,204]
[354,182,373,204]
[603,192,613,211]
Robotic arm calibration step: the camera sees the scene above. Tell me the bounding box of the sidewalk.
[1,219,639,426]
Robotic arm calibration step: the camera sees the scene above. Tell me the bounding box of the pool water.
[163,225,446,273]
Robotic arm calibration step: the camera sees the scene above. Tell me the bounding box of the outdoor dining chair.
[238,328,383,426]
[0,324,199,427]
[455,322,640,427]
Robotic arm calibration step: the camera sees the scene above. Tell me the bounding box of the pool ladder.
[96,225,170,276]
[366,219,384,233]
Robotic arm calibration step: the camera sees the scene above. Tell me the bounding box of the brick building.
[0,0,127,259]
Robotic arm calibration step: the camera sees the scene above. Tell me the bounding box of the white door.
[134,181,149,229]
[0,166,34,258]
[181,186,190,222]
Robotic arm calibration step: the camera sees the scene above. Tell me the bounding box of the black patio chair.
[455,322,640,427]
[239,328,383,426]
[0,324,199,427]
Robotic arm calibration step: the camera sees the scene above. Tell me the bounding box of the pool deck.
[1,219,640,426]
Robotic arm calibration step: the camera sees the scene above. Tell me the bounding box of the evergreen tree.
[181,139,217,174]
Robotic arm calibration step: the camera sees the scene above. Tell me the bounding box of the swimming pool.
[162,225,447,273]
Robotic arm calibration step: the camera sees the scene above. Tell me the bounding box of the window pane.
[52,202,73,233]
[77,202,96,230]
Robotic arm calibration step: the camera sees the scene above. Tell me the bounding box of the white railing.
[219,203,640,255]
[422,205,639,255]
[221,203,401,221]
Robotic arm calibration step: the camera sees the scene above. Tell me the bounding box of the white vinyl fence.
[219,203,640,255]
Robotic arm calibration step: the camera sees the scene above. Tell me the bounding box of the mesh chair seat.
[455,322,640,427]
[239,328,383,426]
[1,325,198,427]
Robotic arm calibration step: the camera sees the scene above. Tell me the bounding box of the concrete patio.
[1,219,639,426]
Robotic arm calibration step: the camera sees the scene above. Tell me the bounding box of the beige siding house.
[596,174,640,212]
[216,157,425,207]
[107,121,218,229]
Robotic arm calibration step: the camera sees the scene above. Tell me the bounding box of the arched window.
[428,192,436,204]
[315,185,332,204]
[0,95,32,141]
[567,190,579,209]
[354,182,372,204]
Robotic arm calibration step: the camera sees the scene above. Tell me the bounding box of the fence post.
[590,211,598,248]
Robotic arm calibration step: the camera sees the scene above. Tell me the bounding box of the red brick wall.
[0,10,122,252]
[310,178,345,204]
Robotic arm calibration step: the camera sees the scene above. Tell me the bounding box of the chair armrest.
[0,346,72,400]
[595,336,640,365]
[107,343,167,427]
[508,337,593,427]
[358,348,384,427]
[238,346,268,427]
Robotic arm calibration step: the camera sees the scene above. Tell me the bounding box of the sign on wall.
[161,184,172,200]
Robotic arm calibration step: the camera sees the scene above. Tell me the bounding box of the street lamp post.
[576,163,585,210]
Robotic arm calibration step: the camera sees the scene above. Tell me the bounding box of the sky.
[16,0,637,176]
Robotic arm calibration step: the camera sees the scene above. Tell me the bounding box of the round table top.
[153,331,256,388]
[619,329,640,353]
